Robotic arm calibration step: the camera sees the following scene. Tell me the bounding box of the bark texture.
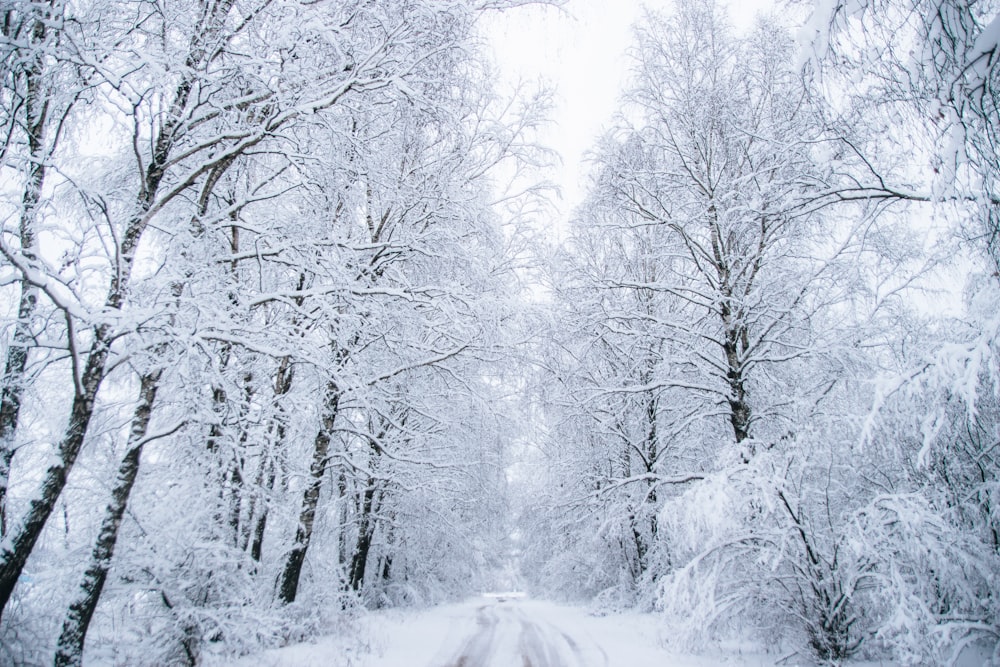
[53,371,161,667]
[277,380,340,604]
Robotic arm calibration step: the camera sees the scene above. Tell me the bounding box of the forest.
[0,0,997,665]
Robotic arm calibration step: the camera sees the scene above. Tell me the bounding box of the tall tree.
[0,0,557,661]
[802,0,1000,660]
[0,0,479,622]
[0,0,84,537]
[526,4,926,660]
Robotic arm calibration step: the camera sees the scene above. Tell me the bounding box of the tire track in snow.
[445,605,499,667]
[439,599,607,667]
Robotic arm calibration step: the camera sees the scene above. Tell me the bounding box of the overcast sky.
[481,0,781,222]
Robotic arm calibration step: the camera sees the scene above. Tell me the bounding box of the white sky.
[481,0,780,223]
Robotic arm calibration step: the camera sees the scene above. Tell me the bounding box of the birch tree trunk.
[277,379,341,604]
[52,371,163,667]
[0,0,64,537]
[0,0,236,620]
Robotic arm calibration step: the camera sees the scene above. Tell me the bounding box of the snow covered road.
[221,596,776,667]
[436,597,607,667]
[370,596,737,667]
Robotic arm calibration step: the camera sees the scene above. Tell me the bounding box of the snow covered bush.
[655,439,877,663]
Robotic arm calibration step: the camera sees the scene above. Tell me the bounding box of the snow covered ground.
[222,594,787,667]
[218,593,998,666]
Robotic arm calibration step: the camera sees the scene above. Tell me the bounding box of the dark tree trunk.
[0,1,57,538]
[337,469,349,566]
[0,324,114,621]
[723,328,752,449]
[0,0,235,620]
[380,522,393,583]
[247,458,275,563]
[277,380,340,604]
[224,373,253,547]
[347,483,380,592]
[707,204,754,454]
[53,371,161,667]
[245,354,295,562]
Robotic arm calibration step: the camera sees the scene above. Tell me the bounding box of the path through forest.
[223,595,781,667]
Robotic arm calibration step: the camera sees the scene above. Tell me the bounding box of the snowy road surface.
[435,597,607,667]
[368,596,749,667]
[220,596,779,667]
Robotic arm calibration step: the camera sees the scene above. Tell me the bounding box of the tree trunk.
[277,380,340,604]
[723,328,752,447]
[0,0,232,619]
[223,372,253,547]
[0,323,114,621]
[347,482,380,592]
[0,1,58,538]
[708,204,754,453]
[53,371,161,667]
[247,458,275,563]
[337,470,349,566]
[244,354,295,562]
